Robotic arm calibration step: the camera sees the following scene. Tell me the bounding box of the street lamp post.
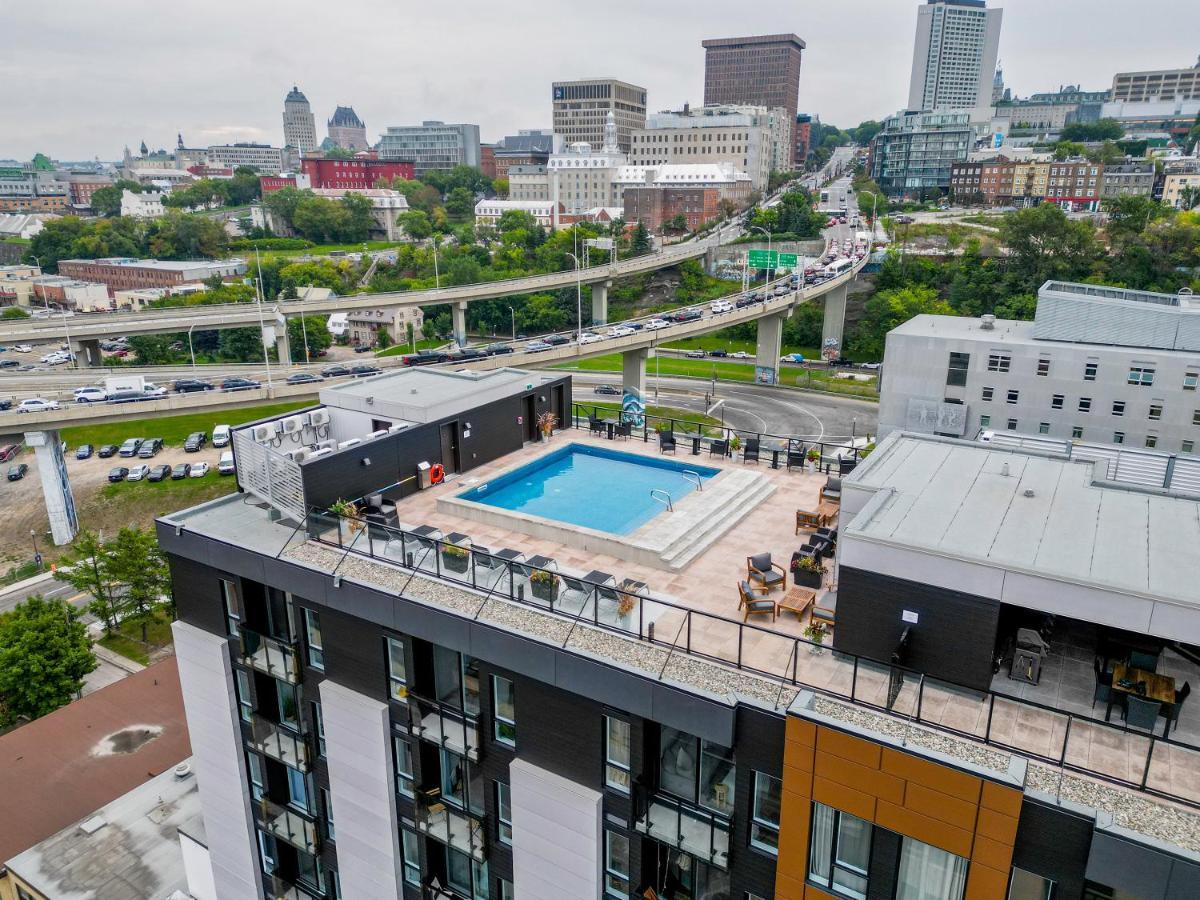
[432,239,440,290]
[253,246,273,389]
[859,190,879,243]
[507,306,516,342]
[187,323,197,372]
[565,252,582,343]
[30,529,41,571]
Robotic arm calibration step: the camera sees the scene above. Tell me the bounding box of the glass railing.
[635,793,731,870]
[258,797,320,855]
[263,874,322,900]
[416,796,486,861]
[241,628,301,683]
[247,712,312,772]
[408,695,482,761]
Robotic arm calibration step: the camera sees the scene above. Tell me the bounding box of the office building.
[1162,156,1200,209]
[552,78,647,153]
[57,257,248,295]
[794,113,813,167]
[473,199,558,229]
[63,172,114,211]
[506,165,549,203]
[907,0,1003,111]
[378,121,482,176]
[284,85,318,155]
[1102,97,1200,144]
[206,143,285,174]
[327,106,369,152]
[702,34,805,163]
[301,156,416,190]
[0,168,70,212]
[878,279,1200,453]
[162,365,1200,900]
[492,132,555,181]
[869,110,975,198]
[1112,57,1200,103]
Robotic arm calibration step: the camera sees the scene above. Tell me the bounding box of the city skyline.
[3,0,1198,160]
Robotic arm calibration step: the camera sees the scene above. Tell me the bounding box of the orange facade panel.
[882,747,983,804]
[875,798,975,858]
[814,750,905,806]
[965,861,1011,900]
[903,781,980,832]
[816,726,883,770]
[981,779,1024,818]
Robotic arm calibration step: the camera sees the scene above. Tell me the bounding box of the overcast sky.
[3,0,1197,160]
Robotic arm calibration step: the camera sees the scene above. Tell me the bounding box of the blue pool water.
[458,443,718,535]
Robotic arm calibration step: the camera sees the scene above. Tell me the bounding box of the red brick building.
[794,115,812,167]
[300,156,415,190]
[58,258,247,295]
[623,186,721,233]
[480,144,497,180]
[260,175,298,194]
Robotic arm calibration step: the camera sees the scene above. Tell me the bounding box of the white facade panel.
[171,621,264,900]
[510,757,602,900]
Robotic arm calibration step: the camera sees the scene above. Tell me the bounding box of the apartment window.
[1007,419,1018,430]
[1184,371,1198,391]
[246,751,266,800]
[1146,435,1158,449]
[221,578,241,636]
[750,771,782,854]
[303,608,324,671]
[402,829,421,886]
[808,802,872,898]
[946,352,970,387]
[1006,390,1019,405]
[312,701,326,757]
[659,728,735,817]
[498,879,514,900]
[1078,397,1092,413]
[386,636,408,700]
[1194,410,1200,426]
[1036,358,1050,376]
[1149,403,1163,420]
[1111,401,1125,417]
[1008,867,1055,899]
[604,829,631,898]
[234,669,253,723]
[393,736,415,797]
[492,675,516,747]
[979,415,991,428]
[896,837,968,900]
[1128,366,1155,386]
[987,352,1011,373]
[981,386,994,401]
[1183,440,1194,454]
[1113,432,1125,444]
[605,716,632,794]
[1052,395,1064,409]
[1072,426,1083,439]
[1038,422,1050,435]
[496,781,512,844]
[321,787,335,841]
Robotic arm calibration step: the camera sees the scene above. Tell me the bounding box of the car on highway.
[0,399,11,410]
[108,389,149,404]
[7,463,28,481]
[578,332,603,345]
[211,425,231,448]
[829,357,855,367]
[126,463,151,481]
[710,299,733,314]
[349,365,381,377]
[684,349,705,359]
[729,350,752,360]
[107,466,129,483]
[118,438,144,457]
[137,438,164,458]
[171,462,191,480]
[184,431,207,452]
[75,444,94,460]
[189,461,210,478]
[144,463,169,482]
[735,295,756,309]
[285,372,324,385]
[860,362,881,370]
[222,376,261,392]
[708,348,728,358]
[607,325,635,338]
[486,343,514,355]
[74,386,107,403]
[0,359,18,369]
[173,379,214,393]
[644,318,671,331]
[593,384,621,395]
[320,364,351,377]
[13,345,31,353]
[97,444,118,458]
[780,353,806,364]
[16,398,60,413]
[218,451,236,475]
[524,340,552,353]
[543,334,571,347]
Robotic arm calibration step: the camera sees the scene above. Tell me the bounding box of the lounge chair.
[709,439,728,458]
[811,591,837,628]
[747,552,786,592]
[743,438,760,464]
[820,477,841,503]
[659,430,676,454]
[838,457,858,476]
[738,581,776,623]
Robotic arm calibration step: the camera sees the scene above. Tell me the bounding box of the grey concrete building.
[552,78,646,153]
[869,109,975,198]
[283,85,318,155]
[1112,57,1200,103]
[1100,160,1156,199]
[377,121,482,176]
[326,106,368,153]
[907,0,1003,112]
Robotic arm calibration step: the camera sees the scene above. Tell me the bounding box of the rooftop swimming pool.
[457,443,718,535]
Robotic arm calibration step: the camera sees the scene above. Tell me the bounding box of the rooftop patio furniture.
[838,457,858,476]
[817,499,839,527]
[614,421,632,440]
[816,527,837,547]
[786,443,807,471]
[1093,657,1113,712]
[820,477,842,503]
[1130,648,1160,673]
[1124,695,1162,732]
[807,535,834,558]
[710,439,728,458]
[1166,681,1192,728]
[659,430,676,454]
[583,570,615,586]
[778,586,818,621]
[747,552,786,592]
[1010,647,1043,685]
[811,592,837,628]
[738,581,776,623]
[796,509,822,533]
[589,416,606,435]
[743,438,761,464]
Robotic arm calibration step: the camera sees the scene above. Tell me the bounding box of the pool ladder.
[650,488,674,512]
[682,470,704,492]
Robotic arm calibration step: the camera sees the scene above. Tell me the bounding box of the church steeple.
[601,109,619,153]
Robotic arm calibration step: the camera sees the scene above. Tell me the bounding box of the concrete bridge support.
[591,281,611,326]
[621,347,648,426]
[273,327,292,367]
[71,338,105,368]
[452,302,468,347]
[24,430,78,545]
[755,312,786,385]
[821,282,848,355]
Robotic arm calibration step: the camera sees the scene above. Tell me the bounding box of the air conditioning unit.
[388,423,410,434]
[291,449,310,464]
[338,438,361,450]
[309,409,331,427]
[252,424,277,443]
[317,439,337,451]
[309,447,334,460]
[368,430,389,440]
[281,416,304,435]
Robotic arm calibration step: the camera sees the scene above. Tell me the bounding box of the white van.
[218,451,236,475]
[211,424,231,448]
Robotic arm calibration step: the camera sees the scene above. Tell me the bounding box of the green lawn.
[256,240,406,263]
[377,338,452,357]
[574,401,724,428]
[60,400,312,448]
[98,607,174,666]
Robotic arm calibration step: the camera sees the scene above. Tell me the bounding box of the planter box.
[441,551,469,574]
[793,567,823,589]
[531,579,560,603]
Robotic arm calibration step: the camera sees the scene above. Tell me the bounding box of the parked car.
[593,384,621,396]
[189,461,210,478]
[0,444,19,463]
[97,444,119,458]
[829,357,855,367]
[321,364,351,377]
[171,463,192,480]
[684,350,705,359]
[173,379,214,393]
[0,399,10,410]
[729,350,752,359]
[184,431,207,452]
[218,451,236,475]
[285,372,324,385]
[860,362,881,370]
[7,463,28,481]
[710,299,733,314]
[75,443,94,460]
[708,348,728,358]
[0,359,18,369]
[211,425,231,448]
[349,365,381,377]
[353,344,374,353]
[485,343,514,355]
[221,377,260,392]
[16,398,60,413]
[108,466,129,483]
[127,463,151,481]
[137,438,164,458]
[143,464,169,482]
[13,345,31,353]
[780,353,806,364]
[74,386,107,403]
[118,438,144,457]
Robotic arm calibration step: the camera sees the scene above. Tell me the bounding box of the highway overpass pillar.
[821,282,848,356]
[274,327,292,366]
[591,280,611,325]
[71,338,104,368]
[24,430,78,545]
[621,347,648,426]
[452,302,468,347]
[754,313,786,385]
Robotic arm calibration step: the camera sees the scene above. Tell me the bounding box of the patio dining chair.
[709,439,728,458]
[1092,657,1113,711]
[1124,695,1162,732]
[743,438,761,464]
[1129,648,1160,673]
[659,430,677,454]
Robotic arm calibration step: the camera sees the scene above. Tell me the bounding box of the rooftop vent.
[1023,489,1036,498]
[980,314,996,330]
[1001,462,1010,477]
[174,761,192,779]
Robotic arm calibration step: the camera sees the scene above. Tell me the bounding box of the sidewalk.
[81,641,145,697]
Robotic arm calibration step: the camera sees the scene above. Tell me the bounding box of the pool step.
[649,470,776,571]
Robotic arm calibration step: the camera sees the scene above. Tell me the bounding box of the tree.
[1102,195,1170,244]
[0,596,96,726]
[58,530,121,634]
[399,210,433,240]
[1180,186,1200,212]
[1061,119,1124,143]
[127,334,178,365]
[492,178,509,198]
[220,327,269,362]
[1052,141,1087,161]
[89,179,144,217]
[846,285,953,360]
[146,212,231,259]
[286,316,333,362]
[1,306,30,319]
[629,221,652,256]
[446,256,482,286]
[445,187,476,220]
[850,120,883,145]
[999,204,1101,293]
[1087,141,1125,166]
[103,528,171,642]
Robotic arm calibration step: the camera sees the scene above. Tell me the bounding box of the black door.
[439,422,459,474]
[552,384,565,430]
[524,396,537,442]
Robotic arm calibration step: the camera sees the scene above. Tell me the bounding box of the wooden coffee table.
[778,586,818,620]
[817,499,839,526]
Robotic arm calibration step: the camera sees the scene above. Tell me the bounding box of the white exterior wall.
[171,621,264,900]
[319,679,405,899]
[179,829,218,900]
[509,758,603,900]
[908,2,1003,111]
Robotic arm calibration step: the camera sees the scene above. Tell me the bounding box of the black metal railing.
[635,792,731,869]
[241,627,302,684]
[263,873,323,900]
[257,796,320,855]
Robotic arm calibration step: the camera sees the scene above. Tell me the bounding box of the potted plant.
[654,420,672,434]
[806,447,821,472]
[328,498,364,542]
[803,621,828,654]
[729,434,742,453]
[791,554,825,589]
[536,411,558,441]
[529,568,560,603]
[441,542,469,574]
[617,592,638,629]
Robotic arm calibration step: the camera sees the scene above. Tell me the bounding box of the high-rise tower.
[907,0,1003,111]
[283,85,317,155]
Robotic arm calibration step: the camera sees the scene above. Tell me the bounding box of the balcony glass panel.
[242,628,301,683]
[258,797,319,855]
[635,793,730,869]
[417,797,486,861]
[409,695,482,761]
[247,713,312,772]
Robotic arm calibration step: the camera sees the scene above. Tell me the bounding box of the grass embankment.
[59,400,311,448]
[98,608,174,666]
[376,338,452,357]
[662,335,822,359]
[80,476,237,538]
[575,401,724,429]
[256,240,406,263]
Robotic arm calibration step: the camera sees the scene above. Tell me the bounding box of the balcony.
[417,796,486,862]
[635,793,730,870]
[247,713,313,772]
[241,628,301,683]
[263,874,322,900]
[258,797,320,855]
[409,695,482,761]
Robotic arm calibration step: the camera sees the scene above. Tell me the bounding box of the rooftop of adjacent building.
[701,33,806,50]
[4,757,200,900]
[58,257,247,271]
[328,105,364,128]
[0,658,190,862]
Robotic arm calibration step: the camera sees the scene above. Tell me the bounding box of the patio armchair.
[786,443,807,471]
[709,439,728,458]
[1092,657,1113,711]
[614,421,632,440]
[816,527,838,546]
[738,581,776,623]
[820,477,842,503]
[838,457,858,476]
[743,438,760,464]
[589,416,606,436]
[659,430,677,454]
[747,553,786,592]
[1124,695,1162,732]
[811,592,837,628]
[1166,681,1191,726]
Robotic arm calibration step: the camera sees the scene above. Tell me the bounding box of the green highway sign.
[778,252,798,267]
[747,249,778,268]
